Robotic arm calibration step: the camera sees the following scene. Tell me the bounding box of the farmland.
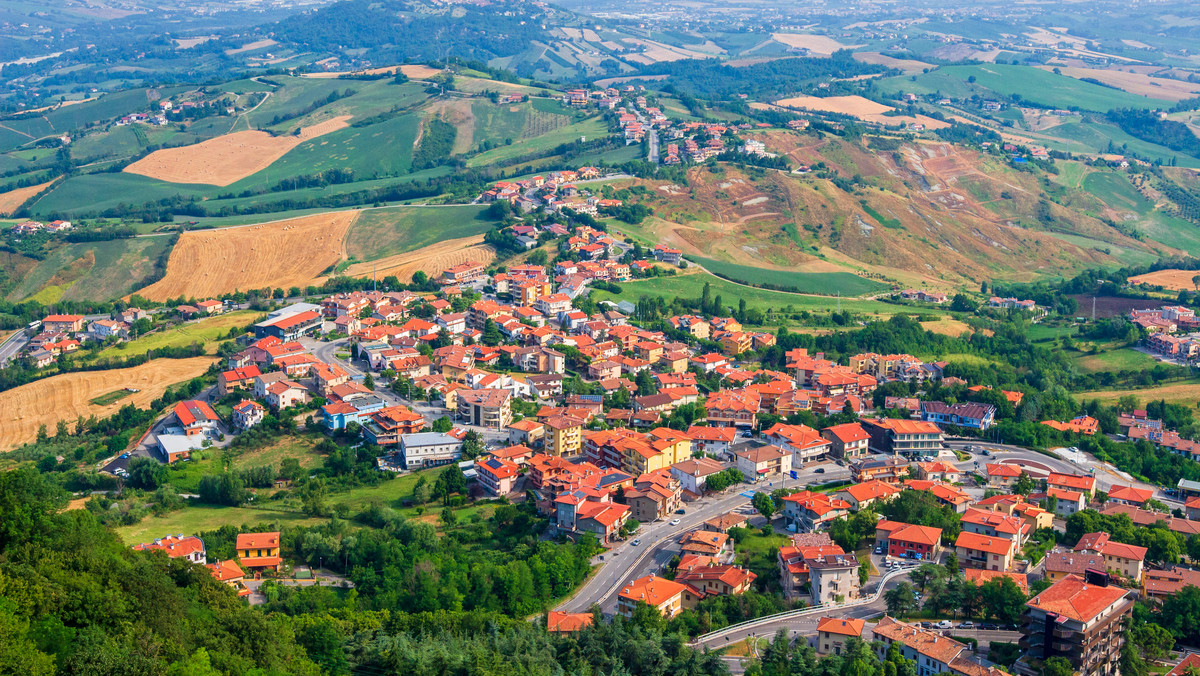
[688,255,889,296]
[344,205,496,262]
[342,235,497,283]
[1128,269,1200,292]
[466,116,608,166]
[0,356,216,451]
[124,116,352,186]
[0,178,54,215]
[134,211,359,300]
[7,236,173,303]
[91,310,261,360]
[1079,381,1200,406]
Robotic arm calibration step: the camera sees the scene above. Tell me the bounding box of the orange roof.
[236,531,279,550]
[206,559,245,583]
[963,568,1028,592]
[869,418,942,435]
[1047,472,1096,491]
[889,524,942,546]
[955,531,1014,556]
[547,611,594,633]
[842,480,900,503]
[239,555,283,567]
[817,617,865,637]
[1047,487,1084,502]
[1026,573,1130,623]
[986,463,1023,478]
[824,422,869,444]
[1108,485,1154,504]
[619,575,687,607]
[132,535,204,559]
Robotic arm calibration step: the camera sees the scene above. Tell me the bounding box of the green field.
[7,236,172,303]
[590,271,907,316]
[92,310,260,360]
[344,205,498,261]
[90,390,133,406]
[876,64,1171,112]
[1081,171,1200,255]
[466,116,608,167]
[116,504,325,545]
[687,255,889,296]
[32,172,213,217]
[1071,347,1159,373]
[1043,120,1200,169]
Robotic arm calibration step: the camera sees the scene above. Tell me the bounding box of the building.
[809,551,861,604]
[1046,487,1088,517]
[1020,574,1133,676]
[963,568,1029,593]
[132,534,206,564]
[617,575,687,619]
[399,432,464,470]
[206,559,251,597]
[861,419,944,457]
[363,405,426,446]
[253,310,322,341]
[546,611,594,633]
[686,425,737,456]
[218,365,261,397]
[476,456,520,496]
[674,560,756,603]
[822,423,870,460]
[955,531,1016,572]
[852,457,910,484]
[734,444,793,482]
[783,491,852,532]
[1073,532,1147,583]
[1047,472,1097,498]
[985,463,1024,488]
[458,388,513,428]
[236,531,282,572]
[670,457,727,495]
[877,521,942,561]
[763,423,831,466]
[626,470,683,521]
[817,617,865,655]
[544,415,585,457]
[1106,485,1154,508]
[872,617,992,676]
[920,401,996,431]
[43,314,85,333]
[1043,548,1110,584]
[836,480,901,511]
[232,400,266,430]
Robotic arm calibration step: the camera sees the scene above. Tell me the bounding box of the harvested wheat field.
[921,319,974,337]
[1079,383,1200,407]
[775,95,948,129]
[342,235,496,283]
[0,357,216,450]
[854,52,933,74]
[305,64,442,80]
[1128,269,1200,291]
[136,211,359,300]
[1035,66,1200,101]
[224,39,276,55]
[771,33,860,55]
[123,116,351,186]
[0,178,54,215]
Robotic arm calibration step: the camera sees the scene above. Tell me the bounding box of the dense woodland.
[650,51,888,101]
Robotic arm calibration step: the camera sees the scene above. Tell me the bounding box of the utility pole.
[1092,296,1096,322]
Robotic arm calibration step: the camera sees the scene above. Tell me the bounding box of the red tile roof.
[817,617,865,637]
[236,532,279,550]
[1026,573,1130,623]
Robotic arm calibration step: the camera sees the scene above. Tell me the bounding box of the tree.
[431,416,453,433]
[412,477,432,505]
[128,457,167,490]
[1042,657,1074,676]
[884,582,918,617]
[300,478,330,517]
[363,373,375,390]
[979,576,1027,624]
[1013,473,1035,496]
[280,457,304,482]
[433,464,467,502]
[910,562,945,593]
[752,492,776,521]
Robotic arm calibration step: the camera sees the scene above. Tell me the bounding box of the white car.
[669,519,681,526]
[631,539,641,546]
[935,620,952,629]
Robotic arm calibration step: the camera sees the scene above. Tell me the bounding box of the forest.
[1107,109,1200,159]
[648,51,888,100]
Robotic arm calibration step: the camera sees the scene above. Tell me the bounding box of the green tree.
[910,562,945,593]
[431,416,453,433]
[128,457,168,490]
[752,492,776,521]
[300,477,330,517]
[1042,657,1074,676]
[885,581,918,617]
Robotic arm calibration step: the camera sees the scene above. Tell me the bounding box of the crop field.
[590,270,904,316]
[1079,381,1200,406]
[688,255,888,296]
[303,64,443,80]
[8,236,172,303]
[0,178,54,215]
[466,117,607,167]
[124,116,351,186]
[1081,172,1200,254]
[344,205,495,261]
[1038,66,1200,101]
[342,235,496,283]
[0,356,216,451]
[1043,120,1200,169]
[920,319,974,337]
[876,64,1171,112]
[774,95,947,128]
[1128,269,1200,291]
[769,33,859,55]
[0,86,191,152]
[854,52,932,74]
[135,211,359,300]
[29,172,213,217]
[93,310,260,360]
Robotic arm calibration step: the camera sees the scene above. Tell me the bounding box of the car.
[676,508,686,514]
[119,453,129,459]
[981,449,991,456]
[874,548,883,555]
[958,621,974,629]
[814,468,825,474]
[631,539,641,546]
[980,623,998,631]
[670,519,681,526]
[935,620,952,629]
[921,622,933,629]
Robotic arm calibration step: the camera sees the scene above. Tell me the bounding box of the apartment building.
[1020,574,1133,676]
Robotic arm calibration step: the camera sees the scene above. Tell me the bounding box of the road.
[0,330,28,366]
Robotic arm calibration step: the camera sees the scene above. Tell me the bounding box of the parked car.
[814,468,825,474]
[676,508,686,514]
[958,621,974,629]
[935,620,952,629]
[874,547,883,555]
[980,623,998,631]
[631,539,641,546]
[920,622,933,629]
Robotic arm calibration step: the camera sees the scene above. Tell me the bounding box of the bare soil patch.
[124,116,351,186]
[774,95,948,129]
[135,211,359,300]
[854,52,932,74]
[0,357,216,450]
[342,235,496,282]
[305,64,442,80]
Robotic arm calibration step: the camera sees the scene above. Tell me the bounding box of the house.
[782,491,852,532]
[458,388,512,429]
[1106,485,1154,507]
[173,400,219,436]
[734,444,792,482]
[686,425,737,456]
[920,401,995,431]
[955,531,1016,572]
[877,521,942,561]
[836,480,901,511]
[985,463,1023,488]
[670,457,727,495]
[763,423,831,466]
[1045,487,1087,516]
[674,559,756,603]
[1047,471,1096,498]
[617,575,687,619]
[778,533,841,599]
[544,415,585,457]
[1042,548,1110,584]
[264,380,308,410]
[679,530,733,561]
[217,365,261,397]
[703,389,759,428]
[132,535,206,564]
[1020,574,1133,676]
[872,617,989,676]
[206,559,251,597]
[626,470,683,521]
[963,568,1029,593]
[912,461,962,483]
[960,507,1029,545]
[822,423,870,460]
[1073,531,1147,583]
[1041,415,1099,436]
[476,456,521,496]
[851,457,909,484]
[232,400,266,430]
[43,314,85,333]
[89,319,129,340]
[817,617,865,655]
[702,513,748,533]
[860,418,944,457]
[546,611,594,633]
[236,531,282,572]
[809,551,861,604]
[398,432,463,470]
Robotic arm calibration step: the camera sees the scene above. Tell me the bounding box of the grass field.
[466,117,607,167]
[1071,347,1159,373]
[1081,172,1200,254]
[92,310,260,360]
[7,236,172,303]
[343,205,496,262]
[688,255,889,296]
[89,390,134,406]
[1078,380,1200,406]
[1044,120,1200,169]
[876,64,1170,112]
[116,505,325,545]
[590,270,906,316]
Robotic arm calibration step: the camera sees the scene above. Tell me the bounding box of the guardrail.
[690,566,912,645]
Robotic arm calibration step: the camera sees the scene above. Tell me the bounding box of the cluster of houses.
[480,166,624,217]
[898,289,948,304]
[24,308,152,368]
[1133,306,1200,361]
[9,219,71,235]
[131,530,285,597]
[985,297,1038,312]
[115,111,168,126]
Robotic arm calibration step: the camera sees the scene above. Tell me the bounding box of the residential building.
[877,521,942,561]
[955,531,1017,572]
[686,425,737,456]
[861,418,944,457]
[822,422,870,460]
[508,419,545,448]
[218,365,261,397]
[670,457,727,495]
[1073,532,1147,583]
[674,559,756,604]
[809,551,861,604]
[963,569,1029,593]
[1020,574,1133,676]
[1046,487,1088,517]
[960,507,1030,545]
[399,432,464,470]
[617,575,687,619]
[1043,548,1110,584]
[836,480,901,511]
[679,530,734,561]
[546,611,594,633]
[544,415,585,457]
[985,463,1024,488]
[872,617,993,676]
[734,444,793,482]
[132,535,206,564]
[764,422,831,466]
[1047,472,1097,498]
[43,314,85,333]
[232,400,265,430]
[1106,485,1154,508]
[476,456,520,496]
[782,490,852,532]
[920,401,996,431]
[852,457,909,484]
[817,617,865,656]
[173,400,219,437]
[458,388,513,428]
[363,405,426,446]
[1041,415,1100,436]
[625,469,683,521]
[206,559,251,597]
[236,532,282,572]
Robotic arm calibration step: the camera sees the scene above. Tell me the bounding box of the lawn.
[344,204,497,261]
[731,527,790,586]
[230,436,327,473]
[466,117,609,167]
[590,270,908,316]
[91,310,260,360]
[688,255,889,297]
[1070,347,1159,373]
[116,504,326,545]
[876,64,1170,112]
